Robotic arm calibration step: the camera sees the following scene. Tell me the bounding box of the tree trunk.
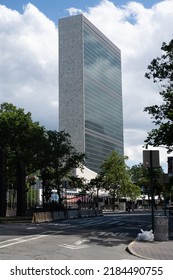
[0,149,7,217]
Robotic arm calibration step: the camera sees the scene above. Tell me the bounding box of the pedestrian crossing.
[45,216,143,229]
[26,215,151,237]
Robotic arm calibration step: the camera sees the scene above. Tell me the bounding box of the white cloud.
[67,7,83,16]
[1,1,173,171]
[0,3,58,130]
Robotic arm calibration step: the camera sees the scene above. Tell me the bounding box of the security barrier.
[32,212,45,223]
[67,209,78,219]
[32,208,103,223]
[44,211,53,222]
[53,211,65,220]
[95,209,103,216]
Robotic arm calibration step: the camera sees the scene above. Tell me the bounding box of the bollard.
[154,216,168,241]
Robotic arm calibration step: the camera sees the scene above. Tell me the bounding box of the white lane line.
[0,230,63,249]
[0,235,47,249]
[0,236,27,244]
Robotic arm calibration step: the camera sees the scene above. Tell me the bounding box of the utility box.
[154,216,168,241]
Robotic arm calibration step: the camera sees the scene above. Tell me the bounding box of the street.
[0,211,153,260]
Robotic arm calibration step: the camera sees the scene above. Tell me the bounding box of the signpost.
[143,150,160,232]
[160,173,169,216]
[168,157,173,176]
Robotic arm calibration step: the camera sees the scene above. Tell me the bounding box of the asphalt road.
[0,212,153,260]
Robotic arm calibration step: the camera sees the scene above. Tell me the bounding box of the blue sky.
[0,0,173,169]
[0,0,162,23]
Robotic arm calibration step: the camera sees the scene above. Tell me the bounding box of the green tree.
[0,102,46,190]
[87,175,104,207]
[99,151,130,211]
[130,163,164,205]
[144,39,173,152]
[130,163,150,195]
[125,183,141,210]
[39,130,85,207]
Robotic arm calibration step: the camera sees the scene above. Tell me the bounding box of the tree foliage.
[0,102,46,190]
[125,183,141,202]
[39,130,85,205]
[130,163,150,194]
[130,163,164,201]
[99,151,139,210]
[144,39,173,152]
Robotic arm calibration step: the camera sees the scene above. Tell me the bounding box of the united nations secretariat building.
[59,14,124,174]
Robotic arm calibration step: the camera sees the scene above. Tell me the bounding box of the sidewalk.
[104,209,173,259]
[127,235,173,260]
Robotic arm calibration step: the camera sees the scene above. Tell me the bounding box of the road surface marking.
[59,244,89,249]
[0,231,63,249]
[0,234,48,249]
[59,239,90,250]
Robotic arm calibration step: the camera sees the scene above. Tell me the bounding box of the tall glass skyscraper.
[59,14,124,173]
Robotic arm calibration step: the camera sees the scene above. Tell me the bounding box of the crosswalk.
[47,217,127,228]
[25,216,132,238]
[37,216,149,234]
[48,216,148,228]
[25,215,152,234]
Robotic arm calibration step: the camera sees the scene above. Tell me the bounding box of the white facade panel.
[59,15,85,153]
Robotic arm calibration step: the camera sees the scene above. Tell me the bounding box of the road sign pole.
[143,150,160,233]
[150,150,155,233]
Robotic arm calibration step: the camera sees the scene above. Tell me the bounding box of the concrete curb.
[127,239,152,260]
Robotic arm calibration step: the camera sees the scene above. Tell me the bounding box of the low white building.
[75,166,97,182]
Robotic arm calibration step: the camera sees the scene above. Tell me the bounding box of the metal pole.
[150,151,155,232]
[164,190,167,216]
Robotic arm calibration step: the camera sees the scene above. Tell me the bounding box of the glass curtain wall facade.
[59,14,123,173]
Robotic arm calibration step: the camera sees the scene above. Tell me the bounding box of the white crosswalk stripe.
[45,218,126,230]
